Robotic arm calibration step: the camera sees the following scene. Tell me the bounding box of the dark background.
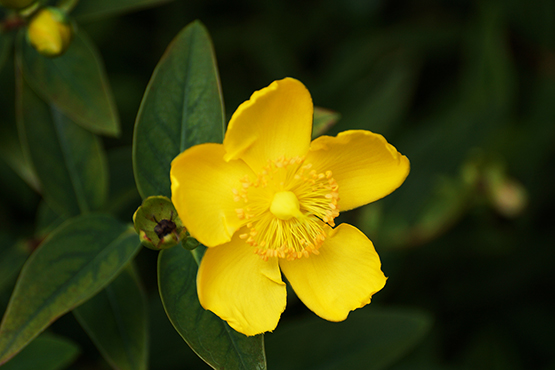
[1,0,554,369]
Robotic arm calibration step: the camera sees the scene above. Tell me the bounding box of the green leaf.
[73,0,174,21]
[35,201,66,239]
[265,308,432,370]
[158,246,266,370]
[73,264,148,370]
[0,120,40,193]
[0,240,29,294]
[0,155,40,213]
[133,20,225,199]
[334,48,419,136]
[17,70,108,217]
[104,147,142,218]
[16,29,120,136]
[0,31,13,74]
[1,333,80,370]
[312,107,341,138]
[0,214,141,365]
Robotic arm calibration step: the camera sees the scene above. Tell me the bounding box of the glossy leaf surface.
[133,20,224,199]
[0,214,140,365]
[17,72,108,217]
[158,246,266,370]
[266,308,432,370]
[73,264,148,370]
[1,333,80,370]
[17,30,120,136]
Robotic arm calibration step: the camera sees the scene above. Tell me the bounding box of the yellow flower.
[170,78,410,336]
[27,7,72,57]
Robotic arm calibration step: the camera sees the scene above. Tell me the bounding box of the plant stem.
[56,0,79,14]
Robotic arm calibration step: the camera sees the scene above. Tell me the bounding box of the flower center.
[233,156,339,261]
[270,191,302,220]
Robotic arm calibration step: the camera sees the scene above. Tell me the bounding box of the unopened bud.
[133,196,189,250]
[26,7,72,57]
[489,178,528,218]
[0,0,36,10]
[484,164,528,218]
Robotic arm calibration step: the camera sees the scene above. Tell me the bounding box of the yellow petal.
[279,223,386,322]
[223,78,313,172]
[197,232,287,336]
[307,130,410,211]
[170,143,253,247]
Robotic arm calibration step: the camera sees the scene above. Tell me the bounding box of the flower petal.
[223,78,313,172]
[307,130,410,211]
[279,223,386,322]
[197,232,287,336]
[170,143,253,247]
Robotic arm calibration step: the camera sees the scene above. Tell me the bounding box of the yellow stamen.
[233,157,340,260]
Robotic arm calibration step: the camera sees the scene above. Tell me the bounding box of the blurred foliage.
[1,0,554,369]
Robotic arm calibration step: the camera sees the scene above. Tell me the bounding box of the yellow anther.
[231,156,339,261]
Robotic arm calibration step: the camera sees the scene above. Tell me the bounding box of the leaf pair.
[0,214,141,366]
[3,26,146,369]
[17,30,120,137]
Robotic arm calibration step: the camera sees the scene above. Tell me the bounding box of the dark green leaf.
[0,120,40,193]
[0,155,40,213]
[158,246,266,370]
[104,147,141,219]
[0,31,12,75]
[73,264,148,370]
[0,240,29,294]
[133,20,224,199]
[0,214,141,365]
[332,48,419,136]
[73,0,174,21]
[148,293,212,370]
[35,201,66,239]
[265,308,432,370]
[1,333,80,370]
[16,29,120,136]
[460,1,516,112]
[17,70,108,217]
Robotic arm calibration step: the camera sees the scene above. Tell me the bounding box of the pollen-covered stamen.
[252,213,326,261]
[293,167,340,227]
[232,156,339,261]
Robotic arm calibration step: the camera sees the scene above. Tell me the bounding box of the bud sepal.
[133,196,189,250]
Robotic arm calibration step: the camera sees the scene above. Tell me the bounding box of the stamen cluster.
[234,156,339,260]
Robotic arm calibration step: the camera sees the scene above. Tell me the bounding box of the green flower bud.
[0,0,36,10]
[26,7,72,57]
[133,196,189,250]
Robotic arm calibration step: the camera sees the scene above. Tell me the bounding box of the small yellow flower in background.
[27,7,72,57]
[170,78,410,336]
